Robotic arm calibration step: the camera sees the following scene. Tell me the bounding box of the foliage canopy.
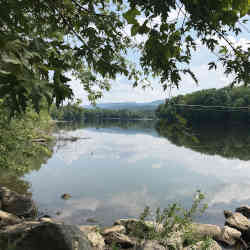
[0,0,250,114]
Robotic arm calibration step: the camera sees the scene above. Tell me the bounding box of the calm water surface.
[22,120,250,227]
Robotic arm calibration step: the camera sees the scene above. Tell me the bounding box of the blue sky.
[69,10,250,104]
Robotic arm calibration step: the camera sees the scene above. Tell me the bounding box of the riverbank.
[1,186,250,250]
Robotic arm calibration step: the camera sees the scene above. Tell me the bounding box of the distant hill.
[84,100,165,111]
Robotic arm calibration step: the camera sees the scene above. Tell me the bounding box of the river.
[13,120,250,227]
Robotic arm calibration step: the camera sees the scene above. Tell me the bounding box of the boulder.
[236,206,250,219]
[0,187,36,217]
[217,226,241,246]
[0,210,22,227]
[104,232,137,248]
[0,221,92,250]
[191,223,241,246]
[114,218,164,237]
[139,240,167,250]
[101,225,126,235]
[225,212,250,231]
[191,223,222,239]
[184,240,221,250]
[78,225,105,250]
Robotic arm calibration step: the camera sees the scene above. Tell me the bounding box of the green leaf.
[123,7,140,25]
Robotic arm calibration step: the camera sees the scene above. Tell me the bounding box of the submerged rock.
[0,187,36,218]
[61,193,72,200]
[0,221,92,250]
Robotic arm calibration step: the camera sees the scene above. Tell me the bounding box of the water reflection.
[20,120,250,227]
[156,119,250,160]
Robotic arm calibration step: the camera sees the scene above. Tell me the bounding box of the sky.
[69,9,250,105]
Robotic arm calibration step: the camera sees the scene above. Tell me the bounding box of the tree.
[0,0,249,114]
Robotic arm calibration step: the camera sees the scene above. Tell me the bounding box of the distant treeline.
[50,104,155,121]
[156,86,250,123]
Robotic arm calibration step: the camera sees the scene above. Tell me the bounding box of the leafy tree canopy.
[0,0,250,114]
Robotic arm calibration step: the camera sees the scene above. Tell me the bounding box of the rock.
[0,210,22,227]
[39,217,54,223]
[191,223,222,239]
[86,231,105,250]
[225,212,250,231]
[236,206,250,218]
[104,232,136,248]
[216,226,241,246]
[139,240,167,250]
[78,225,99,233]
[0,187,36,217]
[101,225,126,235]
[114,219,159,236]
[184,240,221,250]
[224,210,233,218]
[165,231,183,249]
[191,223,241,246]
[61,194,71,200]
[0,221,92,250]
[78,225,105,250]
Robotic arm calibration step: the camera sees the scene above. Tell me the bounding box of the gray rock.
[236,206,250,218]
[225,212,250,231]
[101,225,126,235]
[184,240,221,250]
[0,187,36,217]
[104,232,136,248]
[216,226,241,246]
[0,221,92,250]
[191,223,241,246]
[78,225,105,250]
[139,240,167,250]
[0,210,21,227]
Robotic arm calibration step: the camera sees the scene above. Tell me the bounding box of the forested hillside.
[50,103,155,121]
[156,86,250,123]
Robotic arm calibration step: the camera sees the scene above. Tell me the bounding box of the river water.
[19,120,250,227]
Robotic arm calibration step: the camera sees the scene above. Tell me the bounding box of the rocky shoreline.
[1,186,250,250]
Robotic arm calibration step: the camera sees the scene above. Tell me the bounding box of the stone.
[216,226,241,246]
[78,225,105,250]
[86,231,105,250]
[184,240,221,250]
[139,240,167,250]
[236,206,250,218]
[78,225,99,233]
[39,217,54,223]
[0,210,21,227]
[0,221,92,250]
[191,223,241,246]
[104,232,136,248]
[165,231,183,249]
[114,218,160,236]
[0,187,36,217]
[225,212,250,231]
[191,223,222,239]
[101,225,126,235]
